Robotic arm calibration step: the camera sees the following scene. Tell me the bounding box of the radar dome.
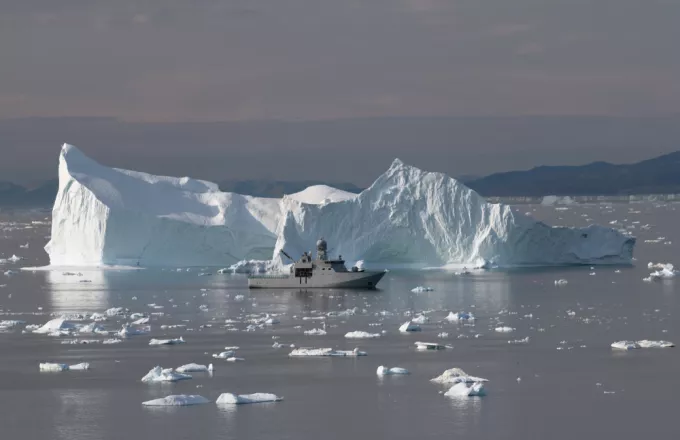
[316,238,327,250]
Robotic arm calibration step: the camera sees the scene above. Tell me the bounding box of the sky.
[2,0,680,184]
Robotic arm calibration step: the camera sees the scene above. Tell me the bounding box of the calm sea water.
[1,202,679,440]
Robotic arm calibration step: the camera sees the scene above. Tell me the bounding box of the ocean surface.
[1,201,679,440]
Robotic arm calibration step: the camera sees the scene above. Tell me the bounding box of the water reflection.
[54,389,106,440]
[46,270,112,311]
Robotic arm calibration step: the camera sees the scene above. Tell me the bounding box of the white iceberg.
[32,318,77,335]
[215,393,283,405]
[554,279,568,286]
[149,337,185,346]
[141,366,192,382]
[430,368,488,384]
[376,366,410,375]
[46,145,634,269]
[399,321,421,333]
[444,382,486,397]
[142,395,209,406]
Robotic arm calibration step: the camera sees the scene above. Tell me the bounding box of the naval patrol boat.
[248,238,385,289]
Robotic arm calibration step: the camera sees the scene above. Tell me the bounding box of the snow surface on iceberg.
[47,144,635,268]
[46,144,282,267]
[274,159,635,268]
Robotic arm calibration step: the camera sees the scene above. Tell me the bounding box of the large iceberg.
[46,144,635,268]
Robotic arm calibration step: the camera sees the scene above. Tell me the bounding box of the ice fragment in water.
[216,393,283,404]
[376,366,410,375]
[142,395,209,406]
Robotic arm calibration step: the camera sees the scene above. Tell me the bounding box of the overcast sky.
[2,0,680,184]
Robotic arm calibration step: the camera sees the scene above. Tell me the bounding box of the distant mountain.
[3,151,680,206]
[217,180,363,198]
[466,151,680,196]
[0,179,57,207]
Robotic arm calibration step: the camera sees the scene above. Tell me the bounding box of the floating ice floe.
[399,321,421,333]
[176,363,212,373]
[376,366,410,375]
[69,362,90,371]
[131,317,150,325]
[105,307,128,317]
[7,255,23,263]
[117,324,151,338]
[554,279,568,286]
[0,320,26,329]
[446,311,475,322]
[142,395,209,406]
[415,342,451,350]
[304,328,327,336]
[39,362,90,372]
[494,326,515,333]
[430,368,488,384]
[78,322,107,334]
[411,286,434,293]
[216,393,283,404]
[212,351,235,359]
[643,262,677,281]
[141,366,192,382]
[149,337,185,346]
[611,340,674,350]
[345,331,380,339]
[508,337,530,345]
[289,347,367,357]
[444,382,486,397]
[39,363,68,372]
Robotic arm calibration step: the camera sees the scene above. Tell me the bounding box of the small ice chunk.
[411,286,434,293]
[149,337,185,345]
[494,326,515,333]
[554,279,568,286]
[446,311,475,322]
[176,363,210,373]
[415,341,451,350]
[399,321,421,333]
[68,362,90,371]
[411,315,429,325]
[212,351,236,359]
[430,368,488,384]
[289,348,332,357]
[344,331,381,339]
[634,340,674,348]
[142,395,209,406]
[611,341,640,350]
[141,366,192,382]
[304,328,327,336]
[216,393,283,404]
[444,382,486,397]
[508,337,530,345]
[376,366,410,375]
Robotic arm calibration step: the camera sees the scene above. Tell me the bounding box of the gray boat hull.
[248,271,385,289]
